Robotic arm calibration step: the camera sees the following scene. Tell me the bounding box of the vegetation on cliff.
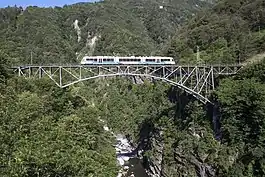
[1,0,265,177]
[0,0,213,65]
[166,0,265,64]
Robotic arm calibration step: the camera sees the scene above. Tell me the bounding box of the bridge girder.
[12,64,243,104]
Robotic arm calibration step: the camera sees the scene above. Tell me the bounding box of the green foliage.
[166,0,265,64]
[0,78,118,177]
[0,51,9,86]
[217,79,265,146]
[214,67,265,176]
[236,57,265,81]
[85,78,173,142]
[2,1,265,176]
[0,0,214,65]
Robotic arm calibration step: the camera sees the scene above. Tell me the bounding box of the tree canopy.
[1,0,265,176]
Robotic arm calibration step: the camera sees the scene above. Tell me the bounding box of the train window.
[86,58,95,61]
[161,59,170,62]
[120,59,129,62]
[103,59,114,61]
[146,59,155,62]
[94,59,97,61]
[119,58,140,62]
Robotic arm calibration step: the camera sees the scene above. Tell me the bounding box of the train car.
[143,56,175,65]
[80,56,175,65]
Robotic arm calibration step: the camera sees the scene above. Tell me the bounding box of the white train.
[80,56,175,65]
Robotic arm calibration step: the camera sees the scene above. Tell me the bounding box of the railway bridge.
[12,64,243,104]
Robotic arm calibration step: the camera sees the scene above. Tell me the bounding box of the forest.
[1,0,265,177]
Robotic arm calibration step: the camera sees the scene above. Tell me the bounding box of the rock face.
[142,130,217,177]
[73,19,81,43]
[146,131,164,177]
[85,33,100,56]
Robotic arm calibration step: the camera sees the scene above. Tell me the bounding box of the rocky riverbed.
[101,120,149,177]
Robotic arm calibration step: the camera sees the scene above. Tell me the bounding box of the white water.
[99,119,135,177]
[116,134,134,166]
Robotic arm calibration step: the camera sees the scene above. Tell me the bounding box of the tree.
[216,78,265,176]
[0,51,9,85]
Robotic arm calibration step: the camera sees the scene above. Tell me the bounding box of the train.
[80,56,175,65]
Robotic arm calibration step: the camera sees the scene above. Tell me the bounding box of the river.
[102,121,149,177]
[115,134,149,177]
[124,158,149,177]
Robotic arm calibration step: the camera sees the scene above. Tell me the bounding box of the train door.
[99,58,103,63]
[156,58,161,63]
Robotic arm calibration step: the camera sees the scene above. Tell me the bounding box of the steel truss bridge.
[12,64,243,104]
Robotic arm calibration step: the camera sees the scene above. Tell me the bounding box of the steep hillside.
[120,0,215,45]
[2,1,265,177]
[0,0,214,65]
[165,0,265,64]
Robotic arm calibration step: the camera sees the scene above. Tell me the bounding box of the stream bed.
[102,121,149,177]
[125,158,149,177]
[115,134,149,177]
